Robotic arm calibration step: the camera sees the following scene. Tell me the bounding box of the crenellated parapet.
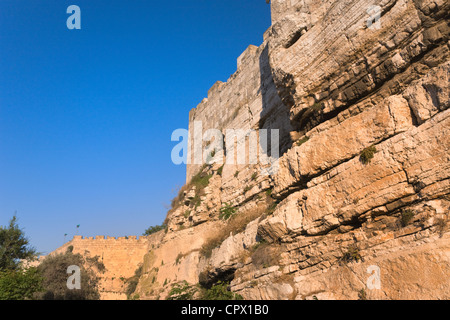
[71,235,148,241]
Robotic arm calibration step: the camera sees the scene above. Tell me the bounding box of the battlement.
[50,234,162,258]
[237,45,259,70]
[71,235,149,241]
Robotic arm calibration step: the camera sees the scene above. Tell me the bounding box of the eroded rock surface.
[133,0,449,301]
[46,0,448,300]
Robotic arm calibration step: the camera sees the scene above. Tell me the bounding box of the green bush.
[143,224,167,236]
[191,171,213,190]
[296,136,309,147]
[219,203,237,221]
[36,251,100,300]
[188,169,213,209]
[191,194,202,208]
[170,165,212,211]
[401,209,415,227]
[166,281,243,301]
[360,146,377,165]
[202,281,243,300]
[166,281,197,300]
[0,267,43,300]
[341,245,362,263]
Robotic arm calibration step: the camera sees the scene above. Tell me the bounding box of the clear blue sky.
[0,0,271,255]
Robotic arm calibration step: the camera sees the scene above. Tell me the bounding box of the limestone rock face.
[129,0,449,301]
[43,0,447,300]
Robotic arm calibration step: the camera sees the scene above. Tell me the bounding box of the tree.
[0,215,37,271]
[0,267,43,300]
[36,250,100,300]
[143,224,167,236]
[0,215,43,300]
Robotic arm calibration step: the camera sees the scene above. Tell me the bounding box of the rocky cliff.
[58,0,449,300]
[134,0,449,300]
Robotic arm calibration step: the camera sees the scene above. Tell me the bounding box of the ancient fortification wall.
[186,42,293,185]
[50,234,162,300]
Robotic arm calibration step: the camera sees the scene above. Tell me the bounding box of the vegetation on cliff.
[166,280,243,301]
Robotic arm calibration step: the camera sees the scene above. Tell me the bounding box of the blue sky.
[0,0,271,255]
